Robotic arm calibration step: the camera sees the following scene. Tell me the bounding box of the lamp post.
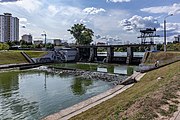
[164,14,173,52]
[41,31,47,46]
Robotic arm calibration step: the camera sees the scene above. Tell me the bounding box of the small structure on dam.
[138,28,160,44]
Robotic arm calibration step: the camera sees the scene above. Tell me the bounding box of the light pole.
[164,14,173,52]
[41,31,47,46]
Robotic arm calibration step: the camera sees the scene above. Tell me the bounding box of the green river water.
[0,63,135,119]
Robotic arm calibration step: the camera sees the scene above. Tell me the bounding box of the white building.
[0,13,19,42]
[34,40,43,45]
[54,39,62,46]
[22,34,32,43]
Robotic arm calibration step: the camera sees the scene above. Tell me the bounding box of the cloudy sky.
[0,0,179,44]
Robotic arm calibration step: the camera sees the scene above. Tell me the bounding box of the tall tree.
[68,23,94,45]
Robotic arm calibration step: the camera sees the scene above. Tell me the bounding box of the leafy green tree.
[0,43,3,50]
[45,43,54,49]
[2,43,9,50]
[20,40,27,46]
[6,41,15,47]
[68,23,94,45]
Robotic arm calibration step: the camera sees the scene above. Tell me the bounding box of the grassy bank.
[143,51,180,65]
[0,50,47,65]
[0,51,28,65]
[24,51,47,58]
[70,61,180,120]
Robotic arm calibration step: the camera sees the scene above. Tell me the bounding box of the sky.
[0,0,179,44]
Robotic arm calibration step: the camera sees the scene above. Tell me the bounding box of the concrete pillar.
[88,47,97,62]
[106,47,114,63]
[75,48,80,61]
[150,45,157,51]
[107,66,114,74]
[126,47,133,64]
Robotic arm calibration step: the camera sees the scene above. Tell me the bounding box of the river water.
[52,63,135,75]
[0,69,114,119]
[0,63,136,119]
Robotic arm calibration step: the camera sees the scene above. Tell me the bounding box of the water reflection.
[0,69,112,119]
[52,63,135,75]
[97,65,134,75]
[71,77,93,95]
[0,71,39,120]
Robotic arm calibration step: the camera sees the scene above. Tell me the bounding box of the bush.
[0,43,10,50]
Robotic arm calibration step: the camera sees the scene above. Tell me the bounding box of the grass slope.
[0,51,28,65]
[144,51,180,65]
[0,50,47,65]
[24,51,47,58]
[70,61,180,120]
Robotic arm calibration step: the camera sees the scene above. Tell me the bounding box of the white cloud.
[94,34,123,45]
[19,17,27,23]
[48,5,59,16]
[83,7,106,15]
[106,0,131,3]
[141,3,180,15]
[157,22,180,37]
[0,0,42,13]
[119,15,160,32]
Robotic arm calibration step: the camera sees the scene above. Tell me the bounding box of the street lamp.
[164,14,173,52]
[41,31,47,46]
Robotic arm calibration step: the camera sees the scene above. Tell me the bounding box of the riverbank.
[0,50,47,65]
[67,61,180,120]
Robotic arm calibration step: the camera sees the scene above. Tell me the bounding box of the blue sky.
[0,0,179,44]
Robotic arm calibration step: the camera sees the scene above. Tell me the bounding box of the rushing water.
[0,69,113,120]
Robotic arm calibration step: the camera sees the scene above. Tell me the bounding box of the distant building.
[0,13,19,42]
[174,35,180,43]
[54,39,61,46]
[34,40,43,45]
[21,34,32,43]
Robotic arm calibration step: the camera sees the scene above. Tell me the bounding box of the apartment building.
[0,13,19,42]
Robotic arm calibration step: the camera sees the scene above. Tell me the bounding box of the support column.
[106,47,114,63]
[88,47,97,62]
[126,47,133,64]
[75,48,80,61]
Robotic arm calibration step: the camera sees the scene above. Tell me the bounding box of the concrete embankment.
[0,63,42,70]
[138,51,180,72]
[42,72,146,120]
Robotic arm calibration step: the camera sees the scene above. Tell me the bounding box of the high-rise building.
[21,34,33,43]
[0,13,19,42]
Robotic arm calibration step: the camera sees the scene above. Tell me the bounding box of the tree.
[2,43,9,50]
[68,23,94,45]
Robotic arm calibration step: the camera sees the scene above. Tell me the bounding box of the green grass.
[144,51,180,65]
[9,50,47,58]
[24,51,47,58]
[70,61,180,120]
[0,51,28,65]
[0,50,47,65]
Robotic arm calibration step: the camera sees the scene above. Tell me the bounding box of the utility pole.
[164,14,173,52]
